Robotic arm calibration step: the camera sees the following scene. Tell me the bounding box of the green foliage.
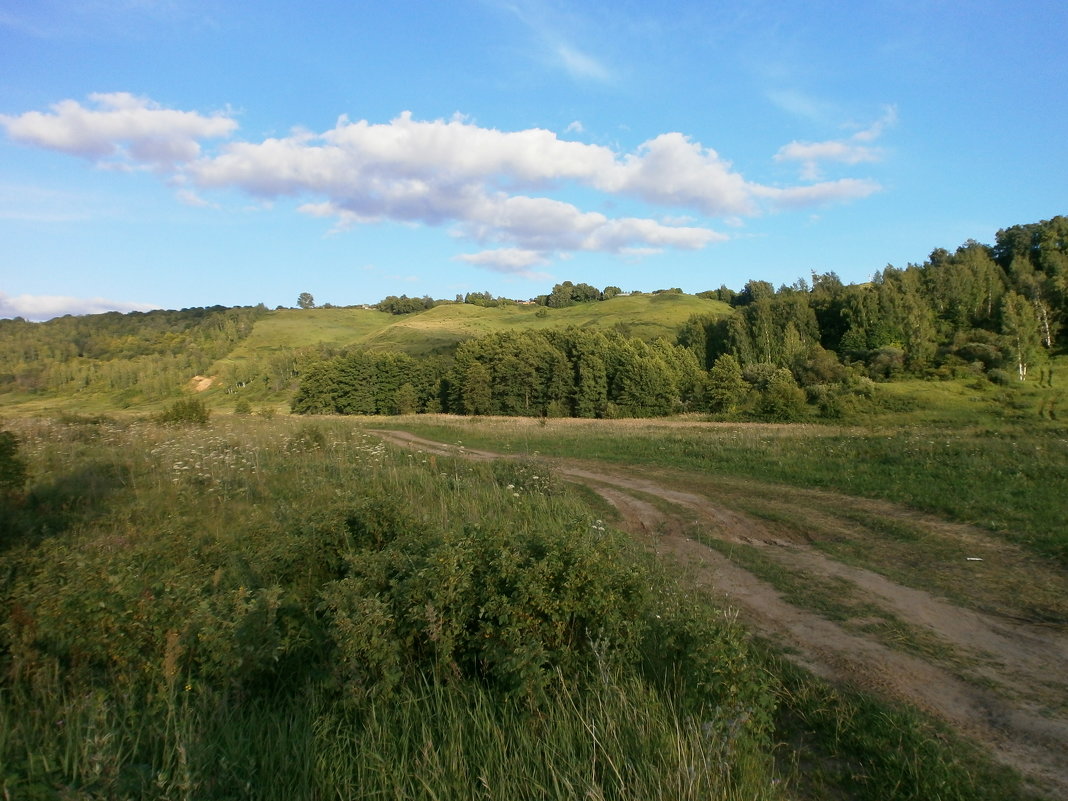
[545,280,603,307]
[0,305,266,400]
[1001,291,1044,380]
[296,292,315,309]
[707,354,749,414]
[0,430,27,526]
[375,293,435,314]
[757,369,806,421]
[233,397,252,415]
[290,351,447,416]
[0,417,784,800]
[156,397,211,426]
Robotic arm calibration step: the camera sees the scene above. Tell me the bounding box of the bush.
[233,397,252,415]
[289,422,326,450]
[0,430,27,495]
[758,369,807,421]
[987,368,1013,386]
[156,398,210,426]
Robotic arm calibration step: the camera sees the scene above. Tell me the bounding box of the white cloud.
[766,89,838,124]
[3,95,888,275]
[606,133,758,216]
[852,106,898,142]
[0,292,159,321]
[774,106,896,180]
[0,92,236,170]
[564,120,584,134]
[176,188,216,208]
[753,178,882,208]
[190,112,736,258]
[488,0,613,83]
[456,248,551,277]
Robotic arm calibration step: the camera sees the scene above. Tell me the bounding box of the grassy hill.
[358,292,729,354]
[203,292,730,403]
[228,292,727,357]
[0,292,729,413]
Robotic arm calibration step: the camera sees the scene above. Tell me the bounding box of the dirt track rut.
[371,429,1068,798]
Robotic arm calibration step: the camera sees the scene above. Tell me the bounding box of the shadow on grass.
[0,460,129,551]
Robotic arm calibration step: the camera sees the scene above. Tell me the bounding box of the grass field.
[1,408,1053,799]
[371,410,1068,569]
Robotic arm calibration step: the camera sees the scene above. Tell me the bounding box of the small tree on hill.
[297,292,316,310]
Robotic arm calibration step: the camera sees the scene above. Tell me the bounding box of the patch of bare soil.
[370,429,1068,798]
[189,375,215,392]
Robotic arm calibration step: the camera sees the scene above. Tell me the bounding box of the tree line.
[0,305,267,402]
[2,215,1062,417]
[681,216,1066,386]
[291,329,708,418]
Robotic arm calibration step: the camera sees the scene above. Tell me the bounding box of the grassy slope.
[360,293,729,354]
[210,306,397,372]
[219,293,729,361]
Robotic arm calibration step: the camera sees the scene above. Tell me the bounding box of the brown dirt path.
[370,429,1068,798]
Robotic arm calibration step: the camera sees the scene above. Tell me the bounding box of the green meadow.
[0,407,1055,800]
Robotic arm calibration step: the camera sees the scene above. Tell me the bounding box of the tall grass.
[382,416,1068,567]
[0,414,779,800]
[0,414,1042,800]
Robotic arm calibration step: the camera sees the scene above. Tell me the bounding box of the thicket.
[0,305,266,403]
[292,329,711,419]
[155,398,211,426]
[0,417,778,799]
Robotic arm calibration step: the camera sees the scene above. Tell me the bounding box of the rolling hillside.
[0,293,731,412]
[205,292,730,401]
[233,292,726,356]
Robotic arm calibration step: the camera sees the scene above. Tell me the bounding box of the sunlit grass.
[376,413,1068,567]
[0,413,1045,800]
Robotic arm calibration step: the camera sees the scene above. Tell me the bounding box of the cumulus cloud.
[455,248,551,278]
[753,178,883,208]
[0,92,236,170]
[607,133,757,216]
[774,106,896,180]
[3,94,889,274]
[0,292,159,321]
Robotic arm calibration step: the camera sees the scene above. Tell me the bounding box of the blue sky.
[1,0,1065,320]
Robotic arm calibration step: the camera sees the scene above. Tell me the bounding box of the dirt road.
[371,429,1068,798]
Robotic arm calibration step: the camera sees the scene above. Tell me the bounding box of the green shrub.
[0,430,27,495]
[156,397,210,426]
[987,368,1013,385]
[289,422,326,450]
[758,368,806,421]
[233,397,253,415]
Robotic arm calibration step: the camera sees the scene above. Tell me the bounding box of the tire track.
[371,429,1068,798]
